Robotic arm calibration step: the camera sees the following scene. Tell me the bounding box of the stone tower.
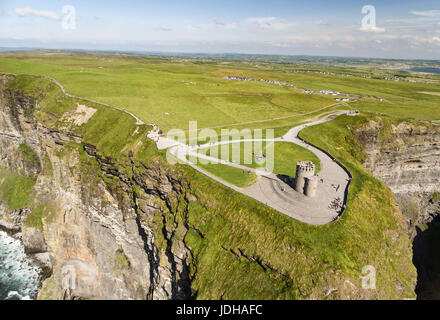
[294,161,315,194]
[304,176,319,197]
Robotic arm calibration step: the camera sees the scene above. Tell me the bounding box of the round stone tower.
[304,176,319,197]
[293,161,315,193]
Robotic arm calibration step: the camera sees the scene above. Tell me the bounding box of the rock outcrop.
[355,118,440,299]
[0,76,193,300]
[355,119,440,233]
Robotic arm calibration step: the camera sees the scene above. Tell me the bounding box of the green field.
[1,51,439,136]
[190,159,258,188]
[0,53,336,132]
[193,141,321,184]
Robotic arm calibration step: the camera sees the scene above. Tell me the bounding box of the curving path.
[0,72,146,126]
[156,111,354,225]
[42,76,146,126]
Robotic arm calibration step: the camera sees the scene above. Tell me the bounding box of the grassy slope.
[180,112,417,299]
[0,169,35,210]
[0,55,336,131]
[194,161,258,188]
[0,69,418,299]
[1,53,439,133]
[204,141,321,175]
[193,141,321,186]
[5,75,151,158]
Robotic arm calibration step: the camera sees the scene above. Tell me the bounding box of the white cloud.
[360,26,386,33]
[246,17,276,26]
[0,10,4,15]
[433,36,440,42]
[185,25,199,32]
[15,7,60,20]
[245,17,293,30]
[410,10,440,17]
[156,26,172,32]
[214,20,237,30]
[315,20,332,27]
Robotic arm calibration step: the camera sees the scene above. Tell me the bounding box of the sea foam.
[0,230,42,300]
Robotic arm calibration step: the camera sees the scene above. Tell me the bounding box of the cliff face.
[355,120,440,233]
[355,119,440,299]
[0,77,193,300]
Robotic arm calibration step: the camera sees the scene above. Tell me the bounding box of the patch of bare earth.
[62,103,97,126]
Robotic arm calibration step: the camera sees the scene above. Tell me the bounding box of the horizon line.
[1,46,440,62]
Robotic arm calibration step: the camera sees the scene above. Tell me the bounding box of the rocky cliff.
[0,75,193,300]
[355,119,440,234]
[355,118,440,298]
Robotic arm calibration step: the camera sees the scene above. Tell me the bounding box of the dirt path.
[42,76,146,126]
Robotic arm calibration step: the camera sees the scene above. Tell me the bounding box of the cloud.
[0,10,3,16]
[185,25,199,32]
[315,20,332,27]
[214,20,237,29]
[156,26,172,32]
[246,16,275,28]
[245,17,293,30]
[15,7,60,20]
[360,26,386,33]
[410,10,440,17]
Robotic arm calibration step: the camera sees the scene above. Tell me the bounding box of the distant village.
[223,76,294,87]
[224,75,363,101]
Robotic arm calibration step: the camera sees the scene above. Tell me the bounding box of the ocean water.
[409,67,440,74]
[0,230,42,300]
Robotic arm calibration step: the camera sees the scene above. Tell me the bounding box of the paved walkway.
[156,111,354,225]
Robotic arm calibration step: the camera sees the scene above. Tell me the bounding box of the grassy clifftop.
[1,74,417,299]
[181,113,417,299]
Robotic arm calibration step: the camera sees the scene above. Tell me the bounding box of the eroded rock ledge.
[356,119,440,232]
[0,77,194,300]
[355,119,440,299]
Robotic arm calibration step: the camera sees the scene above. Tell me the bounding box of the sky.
[0,0,439,59]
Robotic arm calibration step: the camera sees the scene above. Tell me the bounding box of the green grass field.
[1,51,439,136]
[194,141,321,183]
[191,160,258,188]
[0,53,337,132]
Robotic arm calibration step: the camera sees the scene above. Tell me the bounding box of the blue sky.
[0,0,439,59]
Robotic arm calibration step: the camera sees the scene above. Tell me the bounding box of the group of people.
[252,152,266,161]
[329,197,344,212]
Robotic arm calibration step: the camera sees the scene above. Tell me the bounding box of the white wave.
[0,230,42,300]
